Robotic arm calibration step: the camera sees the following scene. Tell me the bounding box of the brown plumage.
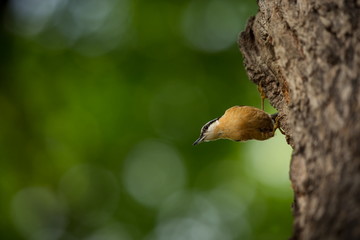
[193,106,280,145]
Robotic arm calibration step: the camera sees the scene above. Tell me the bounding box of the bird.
[193,106,283,145]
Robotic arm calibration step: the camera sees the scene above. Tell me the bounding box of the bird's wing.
[240,107,273,132]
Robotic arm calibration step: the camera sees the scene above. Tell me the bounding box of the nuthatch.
[193,106,283,145]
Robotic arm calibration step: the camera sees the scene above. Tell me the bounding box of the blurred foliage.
[0,0,293,239]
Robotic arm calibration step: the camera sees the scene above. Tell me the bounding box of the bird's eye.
[201,117,219,132]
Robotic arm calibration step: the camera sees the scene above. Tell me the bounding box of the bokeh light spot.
[85,222,132,240]
[64,0,131,55]
[58,164,119,226]
[8,0,64,36]
[11,187,67,240]
[154,218,225,240]
[181,0,242,52]
[152,191,250,240]
[243,134,292,191]
[123,140,186,208]
[7,0,131,55]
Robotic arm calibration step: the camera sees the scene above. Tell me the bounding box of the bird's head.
[193,117,220,145]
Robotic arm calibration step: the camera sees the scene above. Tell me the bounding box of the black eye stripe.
[201,117,219,132]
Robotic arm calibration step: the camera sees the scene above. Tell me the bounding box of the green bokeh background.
[0,0,293,239]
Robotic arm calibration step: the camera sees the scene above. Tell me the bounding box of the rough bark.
[238,0,360,239]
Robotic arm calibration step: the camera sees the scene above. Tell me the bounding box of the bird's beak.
[193,137,204,146]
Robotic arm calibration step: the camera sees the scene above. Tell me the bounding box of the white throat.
[207,120,220,133]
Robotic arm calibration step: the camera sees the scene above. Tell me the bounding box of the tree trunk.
[238,0,360,239]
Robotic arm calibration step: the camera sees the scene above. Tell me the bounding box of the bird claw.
[273,114,285,135]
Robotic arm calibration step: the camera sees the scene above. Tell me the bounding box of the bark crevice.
[239,0,360,239]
